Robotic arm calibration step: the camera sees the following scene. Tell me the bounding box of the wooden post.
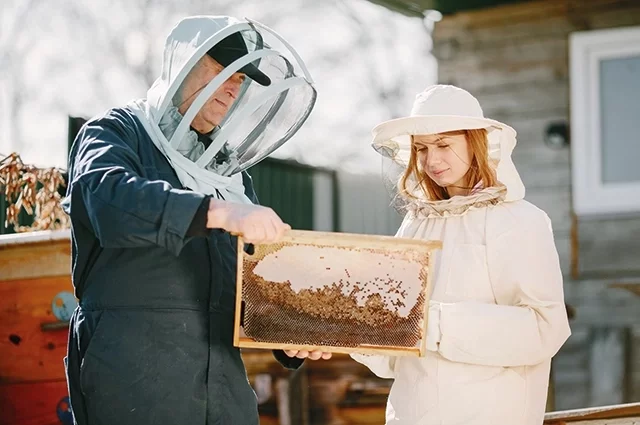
[290,367,310,425]
[570,212,580,280]
[589,328,629,406]
[276,367,309,425]
[547,364,556,412]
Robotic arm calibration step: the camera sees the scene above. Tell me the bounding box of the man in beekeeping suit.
[62,15,329,425]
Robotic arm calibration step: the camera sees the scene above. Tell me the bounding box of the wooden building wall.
[431,0,640,410]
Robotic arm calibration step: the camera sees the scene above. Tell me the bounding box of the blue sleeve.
[272,349,305,370]
[63,111,205,256]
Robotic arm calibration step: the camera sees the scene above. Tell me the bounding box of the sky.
[0,0,437,173]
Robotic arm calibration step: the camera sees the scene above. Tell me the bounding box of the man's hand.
[284,350,332,360]
[207,199,290,244]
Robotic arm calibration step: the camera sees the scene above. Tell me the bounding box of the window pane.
[600,55,640,184]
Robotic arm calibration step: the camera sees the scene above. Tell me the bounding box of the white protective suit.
[352,85,571,425]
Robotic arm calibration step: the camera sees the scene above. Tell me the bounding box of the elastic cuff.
[272,350,305,370]
[186,195,213,238]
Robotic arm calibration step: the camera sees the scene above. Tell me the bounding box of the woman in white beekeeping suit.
[351,84,572,425]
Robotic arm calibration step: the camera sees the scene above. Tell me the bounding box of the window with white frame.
[570,25,640,217]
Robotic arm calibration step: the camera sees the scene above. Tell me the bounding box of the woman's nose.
[426,150,441,167]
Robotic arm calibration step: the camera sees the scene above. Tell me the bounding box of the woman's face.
[413,132,472,193]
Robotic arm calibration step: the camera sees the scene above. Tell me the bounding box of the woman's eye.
[437,144,449,149]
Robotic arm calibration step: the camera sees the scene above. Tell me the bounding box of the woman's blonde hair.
[399,129,497,201]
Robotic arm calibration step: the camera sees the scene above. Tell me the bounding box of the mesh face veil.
[145,16,316,183]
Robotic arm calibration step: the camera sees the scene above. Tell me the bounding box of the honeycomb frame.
[234,230,441,356]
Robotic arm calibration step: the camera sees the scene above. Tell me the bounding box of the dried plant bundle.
[0,153,69,232]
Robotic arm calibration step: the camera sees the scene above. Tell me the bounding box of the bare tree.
[0,0,41,153]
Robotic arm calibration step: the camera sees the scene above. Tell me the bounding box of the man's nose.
[225,79,242,99]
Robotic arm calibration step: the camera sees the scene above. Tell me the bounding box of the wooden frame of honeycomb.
[234,230,441,356]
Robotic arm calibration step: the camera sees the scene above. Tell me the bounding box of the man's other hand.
[284,350,332,360]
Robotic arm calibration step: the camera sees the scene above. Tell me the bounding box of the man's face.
[178,55,246,133]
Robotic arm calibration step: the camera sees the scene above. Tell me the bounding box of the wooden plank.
[437,38,569,79]
[609,283,640,299]
[339,406,386,424]
[474,81,569,118]
[236,338,421,357]
[509,113,570,149]
[434,15,579,48]
[0,230,70,247]
[434,2,640,103]
[0,237,71,281]
[257,416,279,425]
[501,113,572,191]
[255,229,442,252]
[585,6,640,30]
[525,187,572,235]
[515,158,571,191]
[577,218,640,276]
[0,276,72,383]
[436,4,640,49]
[0,379,70,425]
[544,402,640,423]
[548,418,640,425]
[438,58,568,94]
[562,279,640,327]
[435,0,636,33]
[233,236,244,349]
[421,251,436,355]
[434,0,571,31]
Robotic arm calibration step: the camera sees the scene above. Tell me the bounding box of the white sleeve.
[430,212,571,367]
[350,353,397,379]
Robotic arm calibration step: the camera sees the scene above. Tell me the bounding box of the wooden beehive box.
[0,230,75,425]
[234,230,442,356]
